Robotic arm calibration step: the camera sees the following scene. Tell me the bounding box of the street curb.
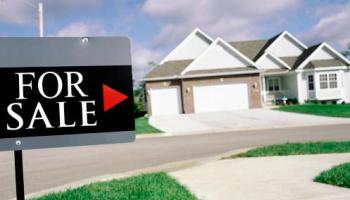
[136,122,350,139]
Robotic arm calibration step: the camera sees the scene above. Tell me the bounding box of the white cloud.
[131,42,165,82]
[143,0,299,48]
[304,2,350,49]
[0,0,33,24]
[55,21,107,36]
[54,21,165,83]
[0,0,101,25]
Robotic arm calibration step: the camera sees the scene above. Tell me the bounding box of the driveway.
[150,109,350,135]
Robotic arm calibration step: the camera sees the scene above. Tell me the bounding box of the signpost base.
[14,150,25,200]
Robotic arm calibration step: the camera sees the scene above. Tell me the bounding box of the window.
[319,74,328,89]
[308,75,314,90]
[267,77,280,92]
[329,73,337,88]
[319,73,338,89]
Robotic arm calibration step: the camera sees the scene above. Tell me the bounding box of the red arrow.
[103,84,128,112]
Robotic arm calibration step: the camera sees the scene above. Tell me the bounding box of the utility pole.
[38,2,44,37]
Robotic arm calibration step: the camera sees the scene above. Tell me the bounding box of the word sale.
[6,71,97,131]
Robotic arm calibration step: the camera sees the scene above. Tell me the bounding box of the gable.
[268,32,305,57]
[298,43,350,69]
[182,39,257,73]
[160,29,212,64]
[257,53,289,69]
[309,46,335,60]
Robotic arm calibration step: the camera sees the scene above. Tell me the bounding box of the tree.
[134,82,146,118]
[342,42,350,59]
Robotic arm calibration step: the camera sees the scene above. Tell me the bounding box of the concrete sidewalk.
[171,153,350,200]
[150,109,350,135]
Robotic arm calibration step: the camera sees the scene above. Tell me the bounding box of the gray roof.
[184,67,258,76]
[144,33,350,81]
[305,59,347,69]
[279,43,321,69]
[144,59,193,79]
[280,56,299,68]
[229,40,268,60]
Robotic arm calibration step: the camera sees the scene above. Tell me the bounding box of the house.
[143,28,350,116]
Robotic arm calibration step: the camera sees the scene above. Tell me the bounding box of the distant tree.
[133,61,158,118]
[134,82,146,118]
[342,42,350,59]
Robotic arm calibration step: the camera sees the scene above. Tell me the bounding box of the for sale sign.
[0,37,135,151]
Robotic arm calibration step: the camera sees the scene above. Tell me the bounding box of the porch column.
[261,75,266,104]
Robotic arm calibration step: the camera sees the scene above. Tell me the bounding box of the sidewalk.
[170,153,350,200]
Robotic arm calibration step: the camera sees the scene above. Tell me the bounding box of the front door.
[306,74,315,99]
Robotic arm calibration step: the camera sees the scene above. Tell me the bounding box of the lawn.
[135,117,162,134]
[32,172,197,200]
[315,162,350,188]
[226,141,350,158]
[276,104,350,118]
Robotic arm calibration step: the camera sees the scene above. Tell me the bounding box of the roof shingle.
[229,40,268,60]
[144,59,193,79]
[305,59,347,69]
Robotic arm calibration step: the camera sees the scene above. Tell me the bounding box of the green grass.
[225,141,350,158]
[135,117,162,134]
[32,172,197,200]
[276,104,350,118]
[315,163,350,188]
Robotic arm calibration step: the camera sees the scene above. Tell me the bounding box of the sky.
[0,0,350,83]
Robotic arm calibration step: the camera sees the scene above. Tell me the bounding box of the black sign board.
[0,37,135,151]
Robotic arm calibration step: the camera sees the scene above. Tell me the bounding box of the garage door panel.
[193,83,249,113]
[150,87,182,116]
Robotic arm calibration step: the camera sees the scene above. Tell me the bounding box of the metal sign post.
[14,150,25,200]
[0,37,135,200]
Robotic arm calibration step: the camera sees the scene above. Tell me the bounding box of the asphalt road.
[1,124,350,199]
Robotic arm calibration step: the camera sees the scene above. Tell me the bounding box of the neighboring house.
[143,28,350,116]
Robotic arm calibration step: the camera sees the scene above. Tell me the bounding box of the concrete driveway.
[150,109,350,135]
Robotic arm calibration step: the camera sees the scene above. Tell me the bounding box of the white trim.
[160,28,213,64]
[180,70,260,79]
[263,31,307,57]
[143,76,180,82]
[260,70,290,76]
[181,37,259,75]
[296,66,347,72]
[298,42,350,69]
[256,51,291,70]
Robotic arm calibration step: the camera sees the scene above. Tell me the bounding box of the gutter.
[260,70,290,75]
[143,76,180,82]
[180,70,260,79]
[295,66,348,72]
[143,70,261,82]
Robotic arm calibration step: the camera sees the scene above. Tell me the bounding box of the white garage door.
[150,87,182,116]
[193,83,249,113]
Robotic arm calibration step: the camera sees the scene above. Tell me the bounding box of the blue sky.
[0,0,350,81]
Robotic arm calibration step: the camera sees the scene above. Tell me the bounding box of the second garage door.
[193,83,249,113]
[150,87,182,116]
